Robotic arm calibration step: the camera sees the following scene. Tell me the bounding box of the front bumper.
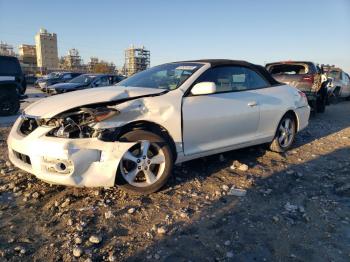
[7,118,135,187]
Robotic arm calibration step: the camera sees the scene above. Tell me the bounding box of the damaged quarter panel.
[93,88,184,152]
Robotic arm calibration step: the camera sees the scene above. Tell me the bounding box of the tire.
[115,130,174,194]
[316,94,326,113]
[0,87,20,116]
[270,113,296,153]
[20,85,26,95]
[332,87,341,104]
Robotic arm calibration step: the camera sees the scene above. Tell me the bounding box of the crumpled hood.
[24,86,166,118]
[49,82,84,90]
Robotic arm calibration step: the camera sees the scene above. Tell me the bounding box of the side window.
[195,66,269,93]
[63,74,71,79]
[94,76,109,87]
[342,72,347,83]
[344,73,349,84]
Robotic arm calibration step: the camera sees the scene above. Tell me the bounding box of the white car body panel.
[182,90,260,155]
[24,86,165,118]
[7,61,310,187]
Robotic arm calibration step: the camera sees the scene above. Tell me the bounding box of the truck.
[0,56,24,116]
[266,61,328,113]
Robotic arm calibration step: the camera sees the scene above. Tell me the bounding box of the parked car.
[0,55,27,95]
[327,68,350,99]
[25,74,38,85]
[45,74,123,94]
[34,72,61,88]
[266,61,328,113]
[37,72,82,91]
[7,59,310,194]
[0,56,23,116]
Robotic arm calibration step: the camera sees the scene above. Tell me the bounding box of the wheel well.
[334,86,341,94]
[284,110,298,131]
[116,120,177,161]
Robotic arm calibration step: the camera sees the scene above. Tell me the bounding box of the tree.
[92,60,115,74]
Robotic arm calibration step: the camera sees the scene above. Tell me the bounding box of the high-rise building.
[35,28,59,70]
[18,44,37,66]
[124,45,150,76]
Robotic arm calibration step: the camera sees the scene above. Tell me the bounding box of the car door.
[342,72,350,97]
[182,66,269,156]
[93,76,109,87]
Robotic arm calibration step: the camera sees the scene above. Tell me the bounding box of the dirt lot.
[0,101,349,262]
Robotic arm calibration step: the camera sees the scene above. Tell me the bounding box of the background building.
[87,57,116,74]
[60,48,83,71]
[124,45,150,76]
[18,44,37,66]
[35,28,59,70]
[0,41,16,56]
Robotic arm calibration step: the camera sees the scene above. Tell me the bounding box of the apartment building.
[35,28,59,70]
[18,44,37,66]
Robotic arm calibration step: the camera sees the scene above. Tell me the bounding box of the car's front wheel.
[116,130,173,194]
[270,114,296,153]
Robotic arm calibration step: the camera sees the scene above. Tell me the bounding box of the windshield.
[328,70,341,79]
[117,63,203,90]
[45,72,60,79]
[69,74,97,84]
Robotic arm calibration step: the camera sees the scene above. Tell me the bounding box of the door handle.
[247,101,258,107]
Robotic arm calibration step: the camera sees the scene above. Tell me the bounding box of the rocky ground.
[0,101,349,262]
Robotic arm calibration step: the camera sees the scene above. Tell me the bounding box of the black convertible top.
[175,59,280,85]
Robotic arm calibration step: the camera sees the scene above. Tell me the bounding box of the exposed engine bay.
[41,107,119,139]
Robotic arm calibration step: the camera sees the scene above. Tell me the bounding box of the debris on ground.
[0,102,350,261]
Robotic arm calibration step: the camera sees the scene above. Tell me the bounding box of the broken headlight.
[43,107,119,138]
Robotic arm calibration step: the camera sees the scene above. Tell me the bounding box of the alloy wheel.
[120,140,166,187]
[278,118,295,148]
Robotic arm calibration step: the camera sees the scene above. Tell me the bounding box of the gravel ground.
[0,101,349,262]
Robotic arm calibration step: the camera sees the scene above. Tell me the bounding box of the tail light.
[298,91,308,105]
[301,75,314,84]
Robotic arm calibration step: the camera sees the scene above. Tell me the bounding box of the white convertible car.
[8,60,310,194]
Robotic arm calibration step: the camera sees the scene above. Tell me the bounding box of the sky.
[0,0,349,71]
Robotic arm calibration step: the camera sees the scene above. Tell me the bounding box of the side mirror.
[191,82,217,95]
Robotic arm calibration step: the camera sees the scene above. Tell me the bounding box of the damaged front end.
[9,104,138,187]
[40,106,120,139]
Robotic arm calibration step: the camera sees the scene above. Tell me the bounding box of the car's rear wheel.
[270,114,296,153]
[116,130,173,194]
[0,87,20,116]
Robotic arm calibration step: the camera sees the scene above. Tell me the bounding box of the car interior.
[198,66,268,93]
[269,64,309,75]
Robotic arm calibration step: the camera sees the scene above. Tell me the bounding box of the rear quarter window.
[267,64,309,75]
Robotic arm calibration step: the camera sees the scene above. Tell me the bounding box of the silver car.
[327,68,350,99]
